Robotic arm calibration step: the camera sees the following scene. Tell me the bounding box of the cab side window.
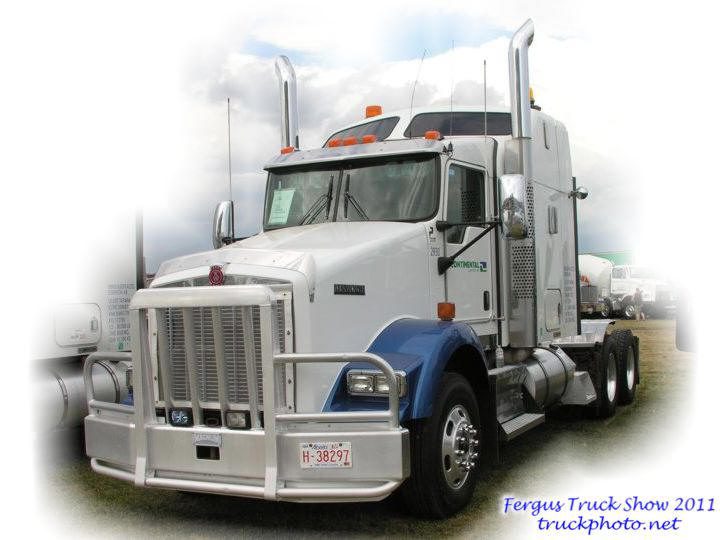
[446,165,485,244]
[612,267,626,279]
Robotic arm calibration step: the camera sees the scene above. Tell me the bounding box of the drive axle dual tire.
[613,329,637,405]
[400,373,481,519]
[590,329,637,417]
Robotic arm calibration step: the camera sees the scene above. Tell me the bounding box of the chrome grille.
[160,300,288,408]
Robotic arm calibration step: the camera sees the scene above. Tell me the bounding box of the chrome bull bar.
[84,285,405,502]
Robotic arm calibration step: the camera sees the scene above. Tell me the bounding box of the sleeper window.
[445,165,485,244]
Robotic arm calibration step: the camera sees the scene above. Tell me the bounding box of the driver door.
[443,163,494,323]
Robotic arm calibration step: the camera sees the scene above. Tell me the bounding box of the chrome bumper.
[84,285,409,503]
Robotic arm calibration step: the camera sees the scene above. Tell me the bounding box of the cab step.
[501,413,545,441]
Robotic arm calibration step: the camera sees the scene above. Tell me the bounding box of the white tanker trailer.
[579,253,614,318]
[83,20,640,518]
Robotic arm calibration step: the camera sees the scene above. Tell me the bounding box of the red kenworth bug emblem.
[209,265,225,286]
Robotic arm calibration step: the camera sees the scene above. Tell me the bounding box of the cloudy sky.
[4,0,715,281]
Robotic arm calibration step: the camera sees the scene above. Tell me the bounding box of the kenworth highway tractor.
[83,20,640,518]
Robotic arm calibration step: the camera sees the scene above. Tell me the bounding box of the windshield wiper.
[299,175,334,225]
[343,174,370,221]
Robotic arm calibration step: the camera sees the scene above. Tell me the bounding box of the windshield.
[263,154,439,230]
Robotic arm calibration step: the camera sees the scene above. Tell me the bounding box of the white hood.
[154,221,428,291]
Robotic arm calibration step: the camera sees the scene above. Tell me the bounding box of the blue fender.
[322,318,487,422]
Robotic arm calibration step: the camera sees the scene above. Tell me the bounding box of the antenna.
[449,40,454,138]
[227,97,233,200]
[409,49,427,136]
[483,60,487,141]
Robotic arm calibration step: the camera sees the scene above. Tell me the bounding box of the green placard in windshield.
[268,189,295,225]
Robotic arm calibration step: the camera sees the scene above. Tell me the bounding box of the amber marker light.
[361,134,377,143]
[328,139,342,147]
[280,146,295,154]
[437,302,456,321]
[343,136,358,146]
[365,105,382,118]
[424,130,442,140]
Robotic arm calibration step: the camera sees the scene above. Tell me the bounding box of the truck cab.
[83,20,640,518]
[611,264,675,318]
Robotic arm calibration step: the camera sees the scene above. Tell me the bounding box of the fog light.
[170,408,192,427]
[347,373,374,394]
[226,411,250,429]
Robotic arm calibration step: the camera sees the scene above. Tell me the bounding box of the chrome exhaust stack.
[508,18,534,143]
[501,19,537,349]
[274,55,300,150]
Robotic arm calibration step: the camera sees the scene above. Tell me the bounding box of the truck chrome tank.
[36,357,130,431]
[521,347,575,408]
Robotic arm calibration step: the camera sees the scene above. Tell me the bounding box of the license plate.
[299,441,352,468]
[192,432,221,447]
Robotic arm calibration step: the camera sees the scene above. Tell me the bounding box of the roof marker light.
[361,134,376,143]
[280,146,295,154]
[365,105,382,118]
[328,138,342,148]
[343,136,358,146]
[424,130,442,140]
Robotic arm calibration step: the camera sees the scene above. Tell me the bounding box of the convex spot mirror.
[499,174,528,239]
[212,200,235,249]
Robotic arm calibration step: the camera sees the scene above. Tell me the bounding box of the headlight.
[346,370,407,397]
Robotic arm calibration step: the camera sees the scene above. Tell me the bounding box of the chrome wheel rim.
[441,405,479,489]
[626,346,635,390]
[606,352,617,402]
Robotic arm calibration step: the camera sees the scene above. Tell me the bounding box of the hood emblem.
[209,265,225,286]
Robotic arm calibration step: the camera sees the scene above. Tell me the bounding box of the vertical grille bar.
[241,305,261,427]
[155,308,173,422]
[181,308,203,425]
[211,307,229,426]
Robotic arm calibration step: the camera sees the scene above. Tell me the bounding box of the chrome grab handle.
[274,352,400,428]
[83,352,134,415]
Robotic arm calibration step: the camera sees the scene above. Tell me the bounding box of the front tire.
[400,373,481,519]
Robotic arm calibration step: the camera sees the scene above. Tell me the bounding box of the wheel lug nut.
[456,436,467,443]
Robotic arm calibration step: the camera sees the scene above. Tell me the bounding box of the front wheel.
[400,373,481,518]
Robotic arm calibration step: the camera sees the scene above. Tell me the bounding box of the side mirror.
[499,174,528,239]
[570,186,589,200]
[212,201,235,249]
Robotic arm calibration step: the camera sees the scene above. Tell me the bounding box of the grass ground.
[41,319,693,538]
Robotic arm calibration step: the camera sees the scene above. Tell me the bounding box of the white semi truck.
[83,20,640,518]
[579,254,675,319]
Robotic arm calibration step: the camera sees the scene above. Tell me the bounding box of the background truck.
[579,254,674,319]
[83,19,640,518]
[34,210,140,432]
